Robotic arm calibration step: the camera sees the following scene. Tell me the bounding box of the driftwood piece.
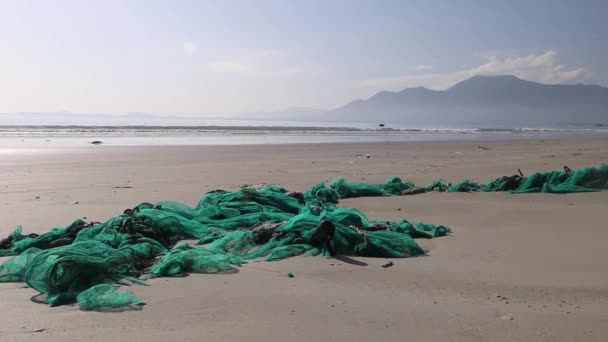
[400,187,427,196]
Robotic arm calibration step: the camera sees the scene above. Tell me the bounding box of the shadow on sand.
[333,255,368,266]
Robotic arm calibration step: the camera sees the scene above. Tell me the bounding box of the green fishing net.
[398,165,608,194]
[0,164,605,311]
[77,284,143,311]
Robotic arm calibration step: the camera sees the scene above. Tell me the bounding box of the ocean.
[1,119,607,148]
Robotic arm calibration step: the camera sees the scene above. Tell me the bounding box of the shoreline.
[2,133,608,151]
[2,130,608,149]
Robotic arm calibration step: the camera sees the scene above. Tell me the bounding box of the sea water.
[0,119,606,148]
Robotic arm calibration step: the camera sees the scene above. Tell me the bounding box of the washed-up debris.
[0,164,605,312]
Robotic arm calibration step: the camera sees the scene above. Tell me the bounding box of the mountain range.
[281,75,608,127]
[1,75,607,127]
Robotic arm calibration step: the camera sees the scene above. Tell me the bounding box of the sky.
[0,0,606,117]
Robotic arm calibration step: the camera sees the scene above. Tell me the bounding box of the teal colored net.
[77,284,143,311]
[0,164,605,311]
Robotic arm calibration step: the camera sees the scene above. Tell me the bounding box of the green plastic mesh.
[24,241,142,306]
[77,284,143,311]
[329,177,415,199]
[449,180,482,192]
[0,164,605,311]
[0,247,42,282]
[148,243,243,278]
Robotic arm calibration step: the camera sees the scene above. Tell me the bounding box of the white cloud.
[183,41,197,55]
[471,50,589,83]
[357,50,590,91]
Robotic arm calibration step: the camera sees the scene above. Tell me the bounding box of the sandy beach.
[1,138,607,342]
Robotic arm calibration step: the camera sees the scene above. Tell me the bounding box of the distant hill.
[0,107,328,126]
[327,75,608,127]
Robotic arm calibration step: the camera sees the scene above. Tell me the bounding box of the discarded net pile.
[0,164,605,311]
[0,184,449,311]
[322,164,608,200]
[453,164,608,194]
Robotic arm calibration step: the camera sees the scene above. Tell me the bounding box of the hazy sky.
[0,0,606,116]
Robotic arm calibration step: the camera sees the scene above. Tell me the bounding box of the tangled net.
[0,164,605,311]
